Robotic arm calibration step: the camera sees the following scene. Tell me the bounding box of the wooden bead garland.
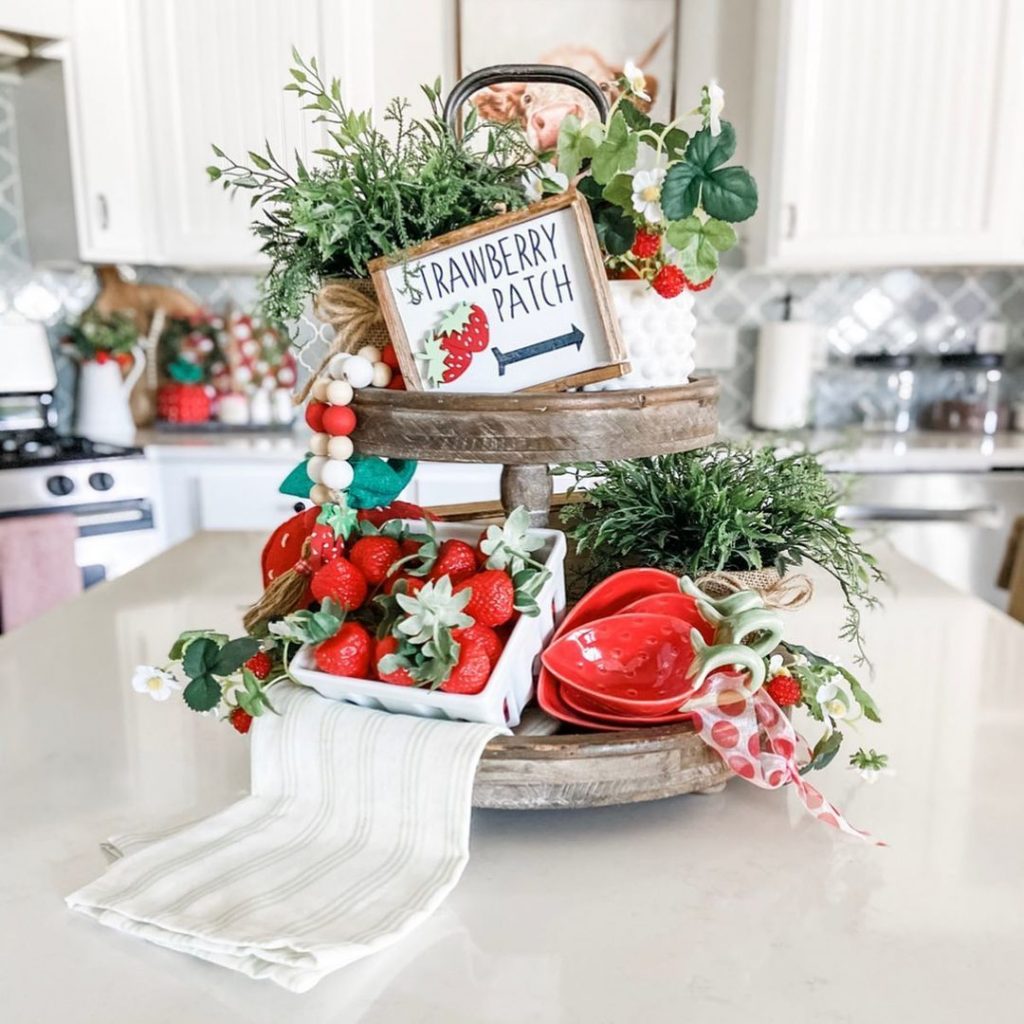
[303,346,392,506]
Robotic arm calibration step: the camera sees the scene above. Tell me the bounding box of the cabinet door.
[137,0,332,269]
[755,0,1024,268]
[64,0,156,262]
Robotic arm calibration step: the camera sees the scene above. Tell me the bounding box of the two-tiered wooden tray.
[350,379,726,809]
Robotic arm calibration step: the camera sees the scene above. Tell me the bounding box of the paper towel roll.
[751,322,819,430]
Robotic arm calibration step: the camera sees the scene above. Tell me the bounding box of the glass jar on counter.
[851,353,916,432]
[922,352,1006,434]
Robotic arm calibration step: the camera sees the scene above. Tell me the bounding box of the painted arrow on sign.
[492,325,584,376]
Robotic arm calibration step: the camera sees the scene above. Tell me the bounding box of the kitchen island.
[2,533,1022,1022]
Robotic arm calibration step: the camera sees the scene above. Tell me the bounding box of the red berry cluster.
[616,228,716,298]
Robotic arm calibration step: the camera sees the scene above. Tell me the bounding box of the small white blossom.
[707,79,725,136]
[815,680,862,723]
[131,665,180,702]
[630,168,666,224]
[854,765,895,784]
[521,161,569,203]
[622,60,650,102]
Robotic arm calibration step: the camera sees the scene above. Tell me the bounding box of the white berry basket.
[290,519,567,726]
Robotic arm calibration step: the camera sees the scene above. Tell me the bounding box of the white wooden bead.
[327,435,354,460]
[356,344,381,364]
[325,379,354,406]
[309,483,332,505]
[306,456,327,483]
[371,362,393,387]
[327,353,350,379]
[342,354,374,389]
[320,458,354,491]
[309,432,329,456]
[311,378,330,402]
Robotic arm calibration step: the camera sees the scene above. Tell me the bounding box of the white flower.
[521,161,569,203]
[623,60,650,102]
[131,665,180,702]
[630,168,666,224]
[707,79,725,136]
[854,765,895,784]
[767,654,785,676]
[815,680,862,723]
[791,652,809,668]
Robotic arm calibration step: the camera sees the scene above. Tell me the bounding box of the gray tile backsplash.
[3,80,1022,433]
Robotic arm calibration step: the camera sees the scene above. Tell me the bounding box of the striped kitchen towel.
[67,684,504,992]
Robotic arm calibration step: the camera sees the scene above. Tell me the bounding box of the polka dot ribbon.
[682,674,883,845]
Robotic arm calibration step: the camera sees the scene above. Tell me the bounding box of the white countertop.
[137,424,1024,474]
[3,533,1024,1020]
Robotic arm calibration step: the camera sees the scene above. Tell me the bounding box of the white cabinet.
[63,0,156,262]
[751,0,1024,268]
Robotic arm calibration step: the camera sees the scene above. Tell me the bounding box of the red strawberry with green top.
[765,674,802,707]
[437,302,490,354]
[374,635,416,687]
[308,522,344,567]
[452,624,503,667]
[442,347,472,383]
[315,622,372,677]
[385,572,425,597]
[348,535,401,587]
[440,637,492,694]
[310,557,368,610]
[429,539,479,585]
[454,570,515,627]
[228,707,253,734]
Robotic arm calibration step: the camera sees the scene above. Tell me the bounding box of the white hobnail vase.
[588,279,697,391]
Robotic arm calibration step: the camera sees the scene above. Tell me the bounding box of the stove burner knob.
[89,472,114,492]
[46,474,75,497]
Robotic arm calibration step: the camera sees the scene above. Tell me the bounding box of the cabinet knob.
[97,193,110,231]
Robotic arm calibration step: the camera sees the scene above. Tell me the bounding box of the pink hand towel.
[0,513,82,632]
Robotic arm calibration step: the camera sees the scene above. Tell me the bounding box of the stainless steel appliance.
[838,470,1024,609]
[1,321,160,591]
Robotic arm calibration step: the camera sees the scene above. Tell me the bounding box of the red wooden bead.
[322,404,357,436]
[304,401,327,432]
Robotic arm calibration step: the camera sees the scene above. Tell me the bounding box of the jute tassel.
[295,278,389,405]
[243,538,316,634]
[695,569,814,610]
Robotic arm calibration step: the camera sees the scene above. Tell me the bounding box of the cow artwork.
[468,32,668,152]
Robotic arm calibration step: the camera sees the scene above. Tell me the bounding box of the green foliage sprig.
[559,443,885,663]
[65,310,138,360]
[208,50,534,327]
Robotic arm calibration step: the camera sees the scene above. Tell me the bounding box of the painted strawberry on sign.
[416,302,491,386]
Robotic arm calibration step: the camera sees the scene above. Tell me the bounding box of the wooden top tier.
[350,379,719,464]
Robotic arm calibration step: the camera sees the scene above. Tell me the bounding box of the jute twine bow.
[295,279,388,404]
[694,570,814,610]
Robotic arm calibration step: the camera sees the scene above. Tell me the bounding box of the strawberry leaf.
[183,673,222,712]
[211,637,261,676]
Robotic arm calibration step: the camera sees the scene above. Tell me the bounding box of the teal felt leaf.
[279,459,313,499]
[211,637,261,677]
[182,673,222,712]
[347,455,417,510]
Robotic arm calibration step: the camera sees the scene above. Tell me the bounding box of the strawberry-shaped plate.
[542,612,701,716]
[534,666,626,732]
[558,679,694,725]
[620,592,716,643]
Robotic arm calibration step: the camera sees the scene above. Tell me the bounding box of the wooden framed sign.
[368,191,629,393]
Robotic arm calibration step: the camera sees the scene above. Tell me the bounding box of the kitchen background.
[3,0,1024,620]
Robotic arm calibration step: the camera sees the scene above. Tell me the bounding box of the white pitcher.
[75,346,145,446]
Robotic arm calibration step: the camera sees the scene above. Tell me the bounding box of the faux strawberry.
[631,229,661,259]
[374,635,416,686]
[452,624,503,667]
[310,557,368,610]
[244,651,272,680]
[315,621,372,677]
[442,347,472,383]
[349,535,401,587]
[651,264,686,298]
[437,302,490,354]
[440,637,492,694]
[308,522,345,566]
[385,572,424,597]
[228,707,253,734]
[356,501,432,528]
[765,673,802,707]
[686,273,714,292]
[454,570,515,627]
[429,539,478,584]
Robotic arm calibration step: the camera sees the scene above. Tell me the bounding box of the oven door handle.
[839,503,1001,525]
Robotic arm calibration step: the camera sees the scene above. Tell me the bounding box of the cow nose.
[534,112,547,131]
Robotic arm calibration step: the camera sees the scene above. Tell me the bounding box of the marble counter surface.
[2,534,1023,1021]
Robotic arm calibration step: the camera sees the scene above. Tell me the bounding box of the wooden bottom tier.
[471,721,731,810]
